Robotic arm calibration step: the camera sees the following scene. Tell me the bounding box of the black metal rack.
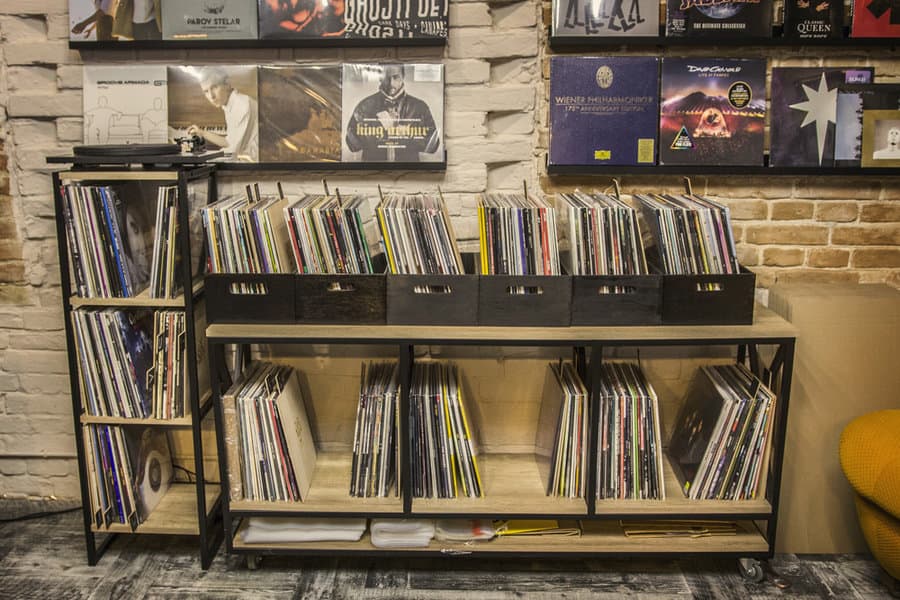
[206,313,796,568]
[50,156,225,570]
[548,27,900,49]
[69,37,447,51]
[547,161,900,177]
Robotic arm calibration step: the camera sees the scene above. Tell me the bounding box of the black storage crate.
[571,274,662,326]
[478,274,572,327]
[295,255,387,325]
[204,273,296,324]
[661,268,756,325]
[386,254,479,326]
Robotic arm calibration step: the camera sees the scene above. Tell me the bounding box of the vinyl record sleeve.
[859,86,900,167]
[850,0,900,37]
[257,0,346,38]
[769,67,874,167]
[167,65,259,162]
[83,65,168,146]
[549,56,659,166]
[783,0,843,39]
[665,0,773,36]
[552,0,659,36]
[345,0,448,38]
[162,0,259,40]
[341,63,444,163]
[259,66,342,162]
[659,58,766,166]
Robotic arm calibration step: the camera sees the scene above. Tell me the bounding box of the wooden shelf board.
[231,519,767,554]
[412,453,587,515]
[91,483,219,535]
[595,455,771,516]
[69,279,203,309]
[207,305,796,344]
[81,414,193,427]
[229,451,402,515]
[58,170,180,181]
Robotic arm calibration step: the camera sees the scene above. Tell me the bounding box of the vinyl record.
[138,449,173,515]
[73,144,181,157]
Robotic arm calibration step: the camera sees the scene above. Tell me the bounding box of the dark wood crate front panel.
[387,274,479,326]
[662,270,756,325]
[205,274,296,324]
[478,275,572,327]
[296,274,386,324]
[571,275,662,326]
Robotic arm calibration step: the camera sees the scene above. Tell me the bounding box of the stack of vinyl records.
[72,309,153,419]
[410,362,482,499]
[668,363,777,501]
[60,184,155,298]
[284,194,375,274]
[83,426,173,531]
[535,362,589,498]
[597,363,666,501]
[202,188,292,274]
[148,185,180,298]
[376,193,464,274]
[350,362,400,498]
[557,191,649,276]
[633,194,740,275]
[149,311,187,420]
[477,192,561,276]
[228,362,317,502]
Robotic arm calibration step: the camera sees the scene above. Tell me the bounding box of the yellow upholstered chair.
[840,409,900,590]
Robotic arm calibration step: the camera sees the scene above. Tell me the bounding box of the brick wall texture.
[0,1,897,499]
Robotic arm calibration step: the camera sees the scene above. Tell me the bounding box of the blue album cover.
[549,56,659,166]
[659,58,766,166]
[770,67,874,167]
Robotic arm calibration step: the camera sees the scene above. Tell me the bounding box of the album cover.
[161,0,259,40]
[834,84,900,166]
[124,428,173,522]
[258,66,342,162]
[783,0,843,39]
[665,0,773,37]
[345,0,448,38]
[552,0,659,36]
[83,65,168,146]
[549,56,659,166]
[850,0,900,37]
[659,58,766,166]
[861,86,900,167]
[769,67,874,167]
[69,0,162,41]
[258,0,346,38]
[341,63,444,163]
[167,65,259,162]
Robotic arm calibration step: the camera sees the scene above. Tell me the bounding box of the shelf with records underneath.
[547,57,900,173]
[52,165,223,568]
[208,321,793,556]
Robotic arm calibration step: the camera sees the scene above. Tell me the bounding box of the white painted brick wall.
[0,3,897,503]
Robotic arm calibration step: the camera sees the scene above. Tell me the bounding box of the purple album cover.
[770,67,874,167]
[549,56,659,166]
[666,0,773,37]
[659,58,766,166]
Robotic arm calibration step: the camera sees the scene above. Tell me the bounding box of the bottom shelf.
[92,483,220,535]
[231,519,768,556]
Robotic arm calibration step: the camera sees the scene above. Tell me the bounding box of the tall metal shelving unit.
[49,152,225,569]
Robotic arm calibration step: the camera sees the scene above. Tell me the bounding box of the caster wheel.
[246,554,261,570]
[738,558,764,583]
